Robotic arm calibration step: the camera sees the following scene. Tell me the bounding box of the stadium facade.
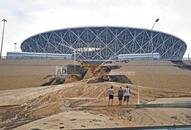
[21,27,187,61]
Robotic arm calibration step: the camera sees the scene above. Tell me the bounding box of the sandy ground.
[0,84,76,106]
[0,59,74,90]
[1,81,191,129]
[0,60,191,129]
[13,110,123,130]
[12,108,191,130]
[111,61,191,91]
[0,59,191,91]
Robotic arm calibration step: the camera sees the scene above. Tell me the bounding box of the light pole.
[137,18,160,104]
[151,18,159,58]
[14,43,17,52]
[149,18,159,103]
[0,19,7,59]
[151,18,159,60]
[151,18,159,30]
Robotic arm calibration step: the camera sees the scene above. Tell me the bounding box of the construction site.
[0,59,191,130]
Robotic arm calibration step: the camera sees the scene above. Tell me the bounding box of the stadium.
[20,27,187,61]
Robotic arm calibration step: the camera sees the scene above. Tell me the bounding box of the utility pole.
[0,19,7,59]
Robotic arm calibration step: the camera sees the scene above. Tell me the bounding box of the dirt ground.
[0,59,74,90]
[0,81,191,129]
[111,61,191,91]
[0,60,191,129]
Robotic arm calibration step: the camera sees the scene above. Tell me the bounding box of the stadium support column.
[0,19,7,59]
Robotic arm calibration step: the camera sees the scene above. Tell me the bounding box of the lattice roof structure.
[21,27,187,61]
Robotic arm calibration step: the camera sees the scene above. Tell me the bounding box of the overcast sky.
[0,0,191,57]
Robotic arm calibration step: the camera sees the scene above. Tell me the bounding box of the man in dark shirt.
[118,86,123,105]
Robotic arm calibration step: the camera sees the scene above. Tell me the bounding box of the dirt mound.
[1,81,191,129]
[64,75,81,83]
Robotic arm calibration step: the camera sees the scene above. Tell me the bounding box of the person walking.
[123,85,130,105]
[118,86,124,105]
[107,86,114,106]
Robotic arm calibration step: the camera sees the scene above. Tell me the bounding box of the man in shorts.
[107,86,114,106]
[123,85,130,105]
[118,86,124,105]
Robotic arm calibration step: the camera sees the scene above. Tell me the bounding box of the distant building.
[21,26,187,61]
[118,53,160,61]
[7,52,72,60]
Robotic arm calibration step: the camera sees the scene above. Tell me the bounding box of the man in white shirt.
[123,85,130,105]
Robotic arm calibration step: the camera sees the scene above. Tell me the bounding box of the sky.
[0,0,191,57]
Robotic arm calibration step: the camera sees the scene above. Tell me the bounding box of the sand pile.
[64,75,81,83]
[14,81,191,119]
[1,81,191,129]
